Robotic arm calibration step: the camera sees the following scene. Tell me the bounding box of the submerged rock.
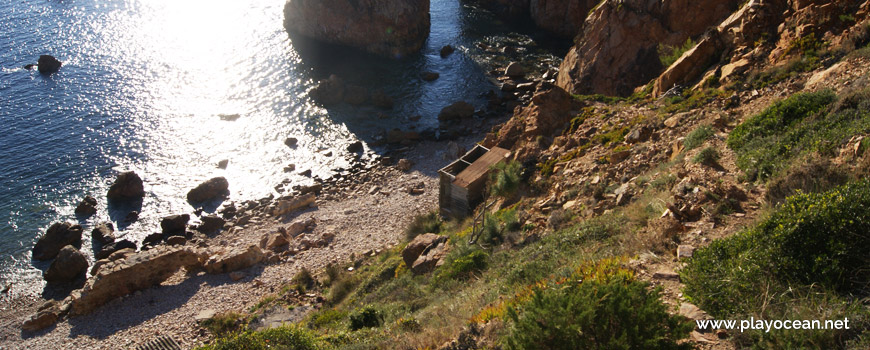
[438,101,475,122]
[283,0,430,57]
[32,222,83,261]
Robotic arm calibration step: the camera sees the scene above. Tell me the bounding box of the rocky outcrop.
[74,195,98,217]
[272,193,316,217]
[107,171,145,201]
[483,87,574,161]
[556,0,739,97]
[95,239,136,260]
[203,245,265,274]
[471,0,530,22]
[37,55,62,74]
[530,0,600,38]
[91,222,115,245]
[411,241,448,274]
[69,247,206,316]
[652,32,725,97]
[283,0,430,58]
[32,222,83,261]
[160,214,190,236]
[195,215,226,234]
[22,300,61,332]
[187,177,229,203]
[402,233,447,267]
[44,246,88,283]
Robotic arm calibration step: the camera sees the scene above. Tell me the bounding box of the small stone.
[677,245,695,259]
[397,159,413,172]
[284,137,298,147]
[440,45,454,58]
[652,270,680,281]
[195,309,216,323]
[229,271,246,281]
[664,115,681,128]
[217,159,229,169]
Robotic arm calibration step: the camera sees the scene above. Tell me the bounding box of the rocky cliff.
[283,0,430,58]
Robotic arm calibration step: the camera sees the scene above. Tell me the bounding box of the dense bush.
[692,147,719,166]
[682,180,870,317]
[349,305,383,330]
[490,160,522,198]
[197,326,319,350]
[684,124,714,150]
[436,249,489,281]
[504,269,692,350]
[727,90,836,152]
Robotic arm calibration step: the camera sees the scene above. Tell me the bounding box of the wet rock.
[504,62,525,78]
[283,0,430,57]
[22,300,60,332]
[160,214,190,236]
[402,233,446,267]
[397,158,413,172]
[70,247,206,316]
[204,245,265,274]
[187,177,230,203]
[44,246,88,283]
[284,137,298,148]
[217,159,229,169]
[91,222,116,245]
[343,85,369,105]
[32,222,83,261]
[438,101,475,121]
[421,71,440,81]
[107,171,145,201]
[96,239,136,260]
[74,195,98,217]
[371,90,394,109]
[37,55,62,74]
[196,215,226,234]
[124,211,139,223]
[346,140,364,153]
[272,193,316,217]
[440,45,455,58]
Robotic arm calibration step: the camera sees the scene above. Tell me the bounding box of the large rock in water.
[37,55,62,74]
[530,0,600,38]
[32,222,83,261]
[187,177,229,203]
[69,246,206,316]
[283,0,430,57]
[44,246,88,283]
[107,171,145,201]
[74,195,98,217]
[556,0,739,97]
[160,214,190,235]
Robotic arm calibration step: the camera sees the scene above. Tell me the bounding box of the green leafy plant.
[490,160,522,198]
[196,325,319,350]
[349,305,383,330]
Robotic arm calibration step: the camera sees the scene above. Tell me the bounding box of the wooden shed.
[438,145,511,218]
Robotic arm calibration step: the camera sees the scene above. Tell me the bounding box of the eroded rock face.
[44,246,88,283]
[556,0,739,96]
[32,222,83,261]
[483,87,574,161]
[69,247,206,316]
[187,177,229,203]
[107,171,145,201]
[283,0,430,58]
[530,0,599,38]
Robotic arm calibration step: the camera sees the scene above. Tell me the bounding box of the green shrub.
[436,249,489,281]
[290,267,315,292]
[728,90,836,152]
[682,180,870,317]
[684,124,714,150]
[349,305,383,330]
[659,38,695,67]
[328,275,358,305]
[307,308,348,329]
[490,160,522,198]
[200,312,247,336]
[692,147,719,166]
[197,325,319,350]
[504,275,692,350]
[405,212,442,241]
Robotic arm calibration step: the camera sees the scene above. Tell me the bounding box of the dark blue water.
[0,0,558,297]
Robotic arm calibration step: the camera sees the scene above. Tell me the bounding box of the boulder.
[141,233,164,247]
[21,300,60,332]
[556,0,739,96]
[263,232,289,252]
[107,171,145,201]
[44,246,88,283]
[438,101,475,122]
[160,214,190,235]
[530,0,600,37]
[440,45,455,57]
[347,140,364,153]
[123,211,139,223]
[204,245,265,274]
[187,177,230,203]
[286,217,316,237]
[402,233,447,267]
[309,75,345,105]
[272,193,316,217]
[504,62,525,78]
[283,0,430,57]
[652,33,724,97]
[74,195,98,217]
[284,137,299,147]
[196,215,226,234]
[485,87,572,161]
[96,239,136,260]
[32,222,83,261]
[397,158,413,172]
[37,55,62,74]
[411,242,448,274]
[91,222,115,245]
[69,247,206,316]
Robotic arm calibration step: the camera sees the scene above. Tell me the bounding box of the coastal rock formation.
[44,246,88,283]
[471,0,530,21]
[69,246,206,316]
[37,55,62,74]
[187,177,229,203]
[272,193,316,217]
[483,86,574,161]
[283,0,430,58]
[556,0,739,96]
[195,215,226,234]
[203,245,265,274]
[91,222,115,245]
[107,171,145,201]
[530,0,599,38]
[160,214,190,235]
[21,300,61,332]
[411,241,448,274]
[74,195,97,217]
[652,32,724,97]
[95,239,136,260]
[32,222,83,261]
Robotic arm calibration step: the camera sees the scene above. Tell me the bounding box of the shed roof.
[453,146,511,188]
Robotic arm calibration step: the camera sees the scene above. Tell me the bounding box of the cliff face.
[556,0,740,97]
[283,0,430,58]
[529,0,600,38]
